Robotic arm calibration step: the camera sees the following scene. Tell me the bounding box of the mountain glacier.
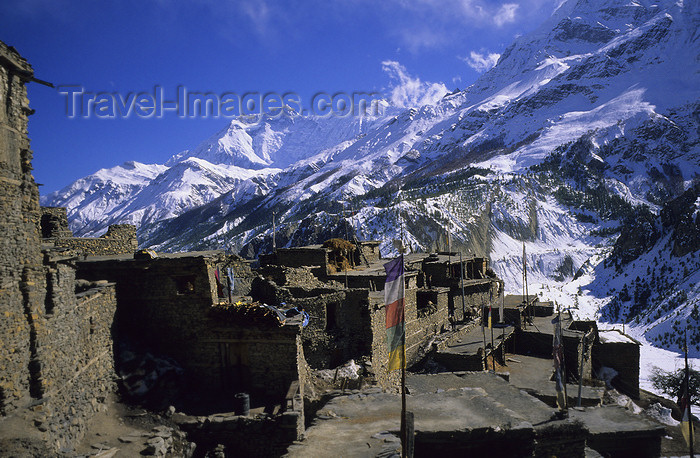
[42,0,699,363]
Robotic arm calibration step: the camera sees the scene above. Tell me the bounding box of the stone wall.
[356,241,381,264]
[0,41,120,454]
[34,276,117,452]
[291,288,373,369]
[461,280,499,323]
[367,283,452,391]
[211,255,255,299]
[263,247,329,273]
[77,253,301,402]
[405,288,449,363]
[187,311,303,400]
[368,292,401,390]
[53,224,138,256]
[177,405,304,457]
[40,206,72,238]
[78,255,216,363]
[514,328,592,383]
[0,42,49,422]
[0,40,44,417]
[593,335,640,399]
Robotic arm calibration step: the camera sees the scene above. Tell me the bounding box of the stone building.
[0,41,118,454]
[253,245,503,390]
[40,206,138,256]
[593,329,641,399]
[75,251,280,391]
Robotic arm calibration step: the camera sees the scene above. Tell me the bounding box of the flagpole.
[482,297,487,370]
[397,192,408,457]
[559,304,568,410]
[522,242,527,329]
[685,328,695,458]
[501,282,506,366]
[272,211,277,252]
[523,242,529,326]
[447,228,451,278]
[401,349,407,458]
[460,251,465,321]
[490,287,495,371]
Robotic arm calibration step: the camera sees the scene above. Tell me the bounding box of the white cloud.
[239,0,272,35]
[494,3,519,26]
[381,61,449,108]
[462,51,501,72]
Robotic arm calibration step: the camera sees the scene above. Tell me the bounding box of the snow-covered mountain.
[42,0,699,360]
[41,108,392,236]
[167,110,392,170]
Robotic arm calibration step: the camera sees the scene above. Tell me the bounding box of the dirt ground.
[74,393,191,457]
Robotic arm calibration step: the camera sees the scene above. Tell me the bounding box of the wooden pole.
[524,242,529,326]
[559,305,568,410]
[490,285,495,370]
[490,316,495,371]
[481,297,487,369]
[272,211,276,252]
[501,286,506,365]
[405,411,414,458]
[522,243,527,329]
[460,251,465,321]
[401,360,407,458]
[577,332,585,407]
[685,328,695,458]
[447,229,451,278]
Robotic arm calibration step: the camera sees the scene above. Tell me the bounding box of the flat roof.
[503,295,539,308]
[287,371,559,457]
[77,249,229,263]
[597,330,639,345]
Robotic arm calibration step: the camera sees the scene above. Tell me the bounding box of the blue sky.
[1,0,561,193]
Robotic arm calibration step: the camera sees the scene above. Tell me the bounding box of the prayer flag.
[384,255,405,371]
[680,380,694,447]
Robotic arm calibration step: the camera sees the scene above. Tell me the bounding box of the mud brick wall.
[34,279,117,452]
[54,224,138,256]
[0,41,44,416]
[39,206,72,238]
